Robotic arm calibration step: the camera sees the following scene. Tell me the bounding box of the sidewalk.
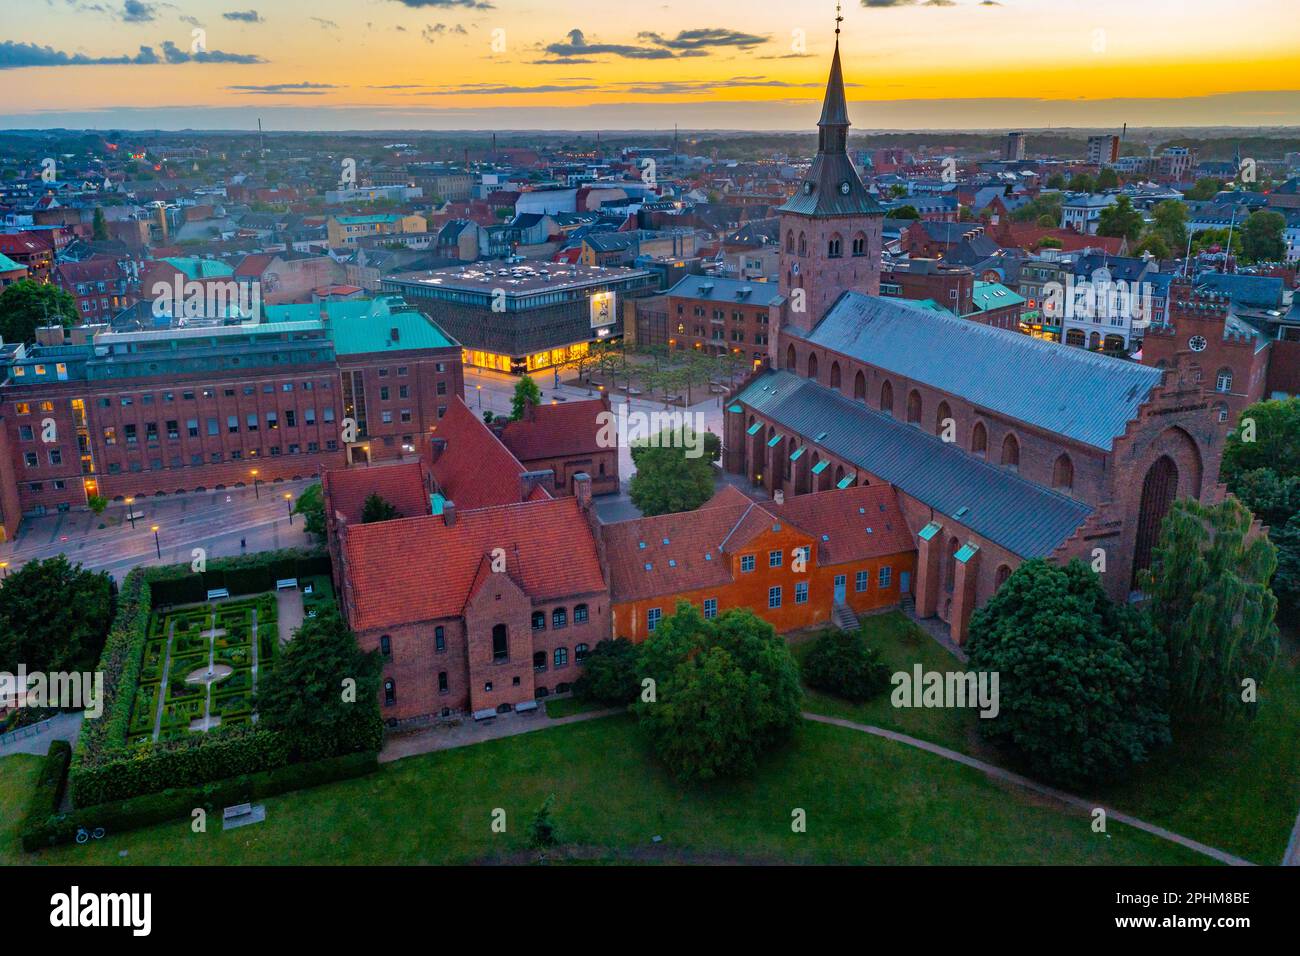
[0,711,83,757]
[379,704,620,763]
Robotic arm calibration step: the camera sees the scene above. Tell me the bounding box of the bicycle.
[74,826,106,844]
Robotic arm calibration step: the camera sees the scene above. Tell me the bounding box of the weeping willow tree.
[1139,497,1279,722]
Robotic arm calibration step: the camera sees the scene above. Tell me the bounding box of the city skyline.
[3,0,1300,129]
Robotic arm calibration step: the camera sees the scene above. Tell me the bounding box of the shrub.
[573,638,640,705]
[20,740,71,851]
[801,629,891,702]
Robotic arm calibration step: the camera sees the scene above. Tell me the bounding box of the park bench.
[472,708,497,723]
[206,588,230,600]
[275,578,298,590]
[515,700,539,715]
[224,803,253,823]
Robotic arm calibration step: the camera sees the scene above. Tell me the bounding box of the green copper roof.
[918,520,942,542]
[955,541,980,563]
[335,214,406,225]
[263,296,456,355]
[728,404,744,413]
[431,492,446,515]
[971,281,1026,313]
[790,446,805,461]
[0,253,23,272]
[811,459,829,474]
[836,472,857,489]
[747,422,762,436]
[766,434,782,448]
[162,257,235,280]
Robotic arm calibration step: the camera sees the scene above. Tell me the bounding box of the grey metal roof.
[735,370,1093,558]
[665,274,784,307]
[778,151,884,218]
[789,292,1163,450]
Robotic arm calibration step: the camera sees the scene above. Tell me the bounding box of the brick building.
[494,395,620,496]
[53,255,136,322]
[605,483,914,641]
[724,30,1233,644]
[879,258,973,315]
[653,274,780,364]
[324,398,610,722]
[0,297,462,535]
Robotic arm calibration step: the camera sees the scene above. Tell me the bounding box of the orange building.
[604,483,915,641]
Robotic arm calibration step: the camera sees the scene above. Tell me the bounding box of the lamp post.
[151,525,161,559]
[0,561,9,579]
[285,493,294,525]
[476,383,482,410]
[251,468,261,500]
[124,496,136,529]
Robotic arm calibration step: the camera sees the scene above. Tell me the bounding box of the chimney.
[443,499,456,528]
[573,472,592,511]
[519,469,555,500]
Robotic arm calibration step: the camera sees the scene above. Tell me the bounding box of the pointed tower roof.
[778,19,882,219]
[817,37,850,130]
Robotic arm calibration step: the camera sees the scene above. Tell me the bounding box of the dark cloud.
[222,9,263,21]
[228,82,338,95]
[390,0,493,9]
[539,27,768,62]
[405,82,600,95]
[122,0,157,22]
[310,17,339,29]
[160,40,261,63]
[421,23,468,43]
[636,28,768,51]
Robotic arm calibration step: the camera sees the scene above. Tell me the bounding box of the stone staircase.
[832,602,859,633]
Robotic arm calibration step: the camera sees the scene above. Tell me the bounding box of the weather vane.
[835,1,843,35]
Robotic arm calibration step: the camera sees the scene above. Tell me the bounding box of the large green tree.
[0,280,78,345]
[1097,195,1144,240]
[632,603,802,782]
[965,559,1170,786]
[510,374,543,420]
[92,207,109,241]
[1220,397,1300,488]
[1240,209,1286,262]
[259,604,382,734]
[1148,199,1189,253]
[628,428,716,516]
[1184,177,1223,201]
[361,493,402,524]
[573,637,640,706]
[1140,497,1279,721]
[0,556,113,676]
[293,482,327,541]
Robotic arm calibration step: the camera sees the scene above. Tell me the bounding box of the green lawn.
[800,612,1300,865]
[4,718,1206,866]
[543,696,607,719]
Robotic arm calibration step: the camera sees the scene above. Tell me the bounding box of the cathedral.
[723,28,1233,643]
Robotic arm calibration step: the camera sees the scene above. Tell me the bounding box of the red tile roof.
[321,460,431,526]
[341,496,606,630]
[430,397,541,509]
[496,396,609,462]
[602,484,913,603]
[234,253,277,278]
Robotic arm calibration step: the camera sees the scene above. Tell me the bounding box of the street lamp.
[250,468,261,499]
[124,496,136,529]
[151,525,161,559]
[475,383,482,410]
[0,561,9,579]
[285,493,294,524]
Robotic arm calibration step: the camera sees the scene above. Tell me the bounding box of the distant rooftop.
[386,261,651,295]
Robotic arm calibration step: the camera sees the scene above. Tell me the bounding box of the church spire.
[817,4,850,152]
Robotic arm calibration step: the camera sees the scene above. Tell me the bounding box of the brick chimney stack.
[573,472,592,511]
[443,499,456,527]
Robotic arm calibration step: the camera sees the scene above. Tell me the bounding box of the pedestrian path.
[803,712,1252,867]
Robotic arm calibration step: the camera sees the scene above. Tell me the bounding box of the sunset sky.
[3,0,1299,129]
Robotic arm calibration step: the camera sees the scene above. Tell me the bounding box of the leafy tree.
[361,493,402,524]
[1046,173,1067,190]
[1132,234,1171,260]
[293,481,327,541]
[0,280,78,345]
[632,604,802,782]
[1036,213,1056,228]
[527,794,560,852]
[86,494,108,515]
[1240,209,1286,262]
[0,556,113,676]
[510,374,543,420]
[966,559,1171,786]
[1067,173,1096,193]
[1191,226,1242,257]
[892,204,921,220]
[1097,195,1143,240]
[800,628,891,702]
[1269,515,1300,621]
[1011,193,1063,224]
[92,207,108,241]
[1140,498,1279,721]
[1096,166,1119,189]
[259,604,382,733]
[1220,397,1300,487]
[1035,237,1063,250]
[573,637,640,705]
[628,428,716,516]
[1184,177,1223,201]
[1230,467,1300,528]
[1149,199,1188,252]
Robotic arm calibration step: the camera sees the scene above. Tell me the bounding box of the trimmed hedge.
[147,548,329,607]
[24,750,378,852]
[20,739,72,852]
[68,548,381,808]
